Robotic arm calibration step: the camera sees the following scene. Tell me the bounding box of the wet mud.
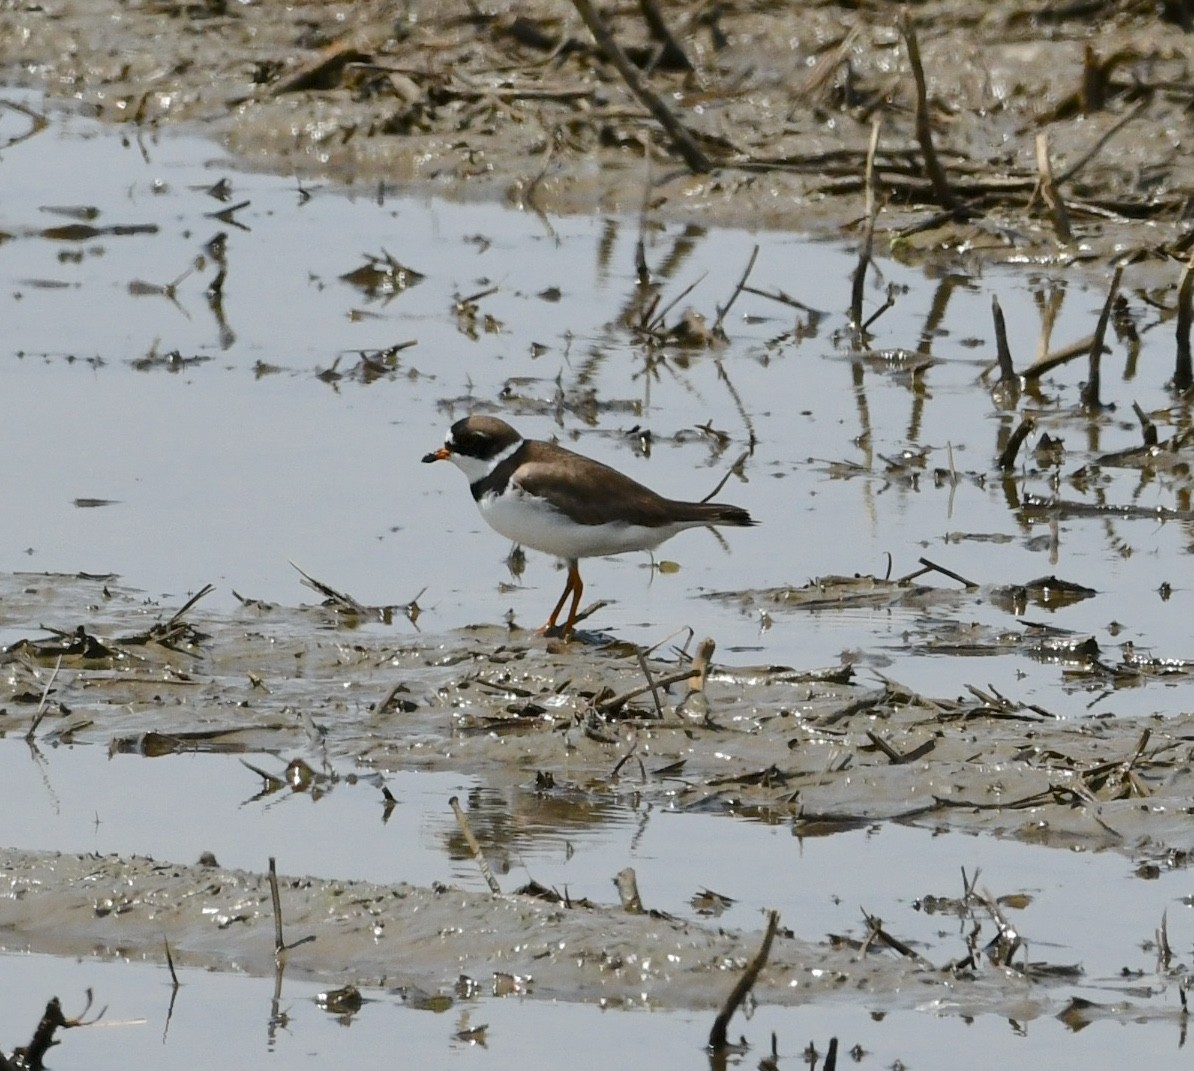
[4,0,1194,1054]
[2,571,1192,1023]
[2,1,1192,255]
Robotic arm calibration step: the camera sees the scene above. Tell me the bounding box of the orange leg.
[540,560,584,639]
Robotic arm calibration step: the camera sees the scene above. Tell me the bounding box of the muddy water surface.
[3,99,1194,1068]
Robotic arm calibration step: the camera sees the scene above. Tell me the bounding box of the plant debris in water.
[2,571,1194,1030]
[6,0,1194,1062]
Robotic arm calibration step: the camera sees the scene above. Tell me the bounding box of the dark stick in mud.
[850,118,883,333]
[268,857,285,957]
[292,562,366,614]
[1131,401,1158,448]
[569,0,711,174]
[164,937,181,989]
[267,857,315,959]
[634,163,654,286]
[860,909,935,968]
[708,909,780,1051]
[1019,334,1096,381]
[8,990,106,1070]
[635,649,665,718]
[166,582,215,627]
[162,937,182,1042]
[25,653,62,741]
[1175,254,1194,393]
[637,0,694,73]
[902,557,978,589]
[997,414,1036,471]
[1081,264,1124,410]
[691,636,714,692]
[598,666,700,715]
[1157,910,1173,971]
[450,796,502,895]
[900,12,965,217]
[1034,131,1072,243]
[10,998,67,1071]
[991,295,1016,383]
[862,287,896,332]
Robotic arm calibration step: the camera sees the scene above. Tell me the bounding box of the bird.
[422,414,756,639]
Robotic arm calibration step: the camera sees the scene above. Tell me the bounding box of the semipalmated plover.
[423,415,756,638]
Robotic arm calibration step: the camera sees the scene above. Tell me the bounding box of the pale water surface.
[3,96,1194,1068]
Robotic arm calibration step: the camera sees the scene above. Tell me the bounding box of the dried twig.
[708,909,780,1050]
[861,909,935,968]
[741,284,825,318]
[634,162,654,286]
[450,796,502,894]
[901,556,978,589]
[25,653,63,742]
[645,273,705,333]
[978,888,1022,968]
[597,666,698,715]
[164,937,181,989]
[991,295,1016,383]
[272,43,370,95]
[1019,334,1097,381]
[268,857,285,957]
[1132,401,1158,448]
[637,0,694,73]
[866,730,909,763]
[166,583,215,628]
[635,649,665,717]
[268,857,315,961]
[900,12,965,217]
[997,414,1036,471]
[1081,264,1124,410]
[568,0,711,173]
[1034,131,1072,243]
[10,995,99,1071]
[850,118,883,332]
[292,561,367,614]
[1158,909,1173,972]
[1174,253,1194,393]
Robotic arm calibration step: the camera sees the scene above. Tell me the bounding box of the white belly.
[478,488,687,560]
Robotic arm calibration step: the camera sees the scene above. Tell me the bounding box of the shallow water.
[4,95,1194,1066]
[1,945,1189,1071]
[4,738,1191,989]
[2,96,1190,720]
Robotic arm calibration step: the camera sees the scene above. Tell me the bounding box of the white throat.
[449,436,522,484]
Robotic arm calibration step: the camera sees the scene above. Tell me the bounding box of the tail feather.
[711,504,755,527]
[671,501,756,527]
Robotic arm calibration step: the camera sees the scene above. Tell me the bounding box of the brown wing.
[513,443,755,528]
